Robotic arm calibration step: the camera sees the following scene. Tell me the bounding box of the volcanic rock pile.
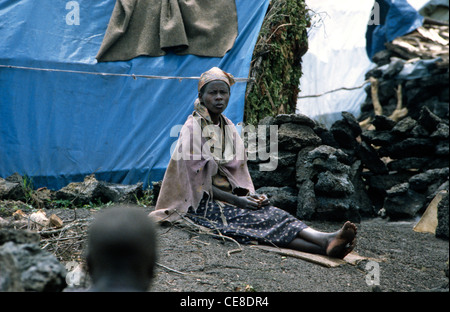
[248,113,373,223]
[248,20,449,225]
[360,20,449,124]
[248,106,448,227]
[0,173,144,208]
[359,109,448,220]
[357,19,449,220]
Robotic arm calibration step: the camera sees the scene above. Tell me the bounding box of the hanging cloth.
[96,0,238,61]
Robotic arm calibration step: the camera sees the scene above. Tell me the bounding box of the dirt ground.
[1,202,448,298]
[151,213,449,293]
[17,205,447,294]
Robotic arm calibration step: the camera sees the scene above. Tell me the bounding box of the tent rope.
[0,64,251,82]
[297,79,370,99]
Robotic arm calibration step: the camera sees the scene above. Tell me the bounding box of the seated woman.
[149,67,357,259]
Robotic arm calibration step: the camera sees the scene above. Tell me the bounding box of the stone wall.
[248,109,449,225]
[248,113,373,223]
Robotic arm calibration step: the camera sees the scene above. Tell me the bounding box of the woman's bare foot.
[326,221,357,259]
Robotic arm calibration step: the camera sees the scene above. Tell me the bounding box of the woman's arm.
[212,185,260,210]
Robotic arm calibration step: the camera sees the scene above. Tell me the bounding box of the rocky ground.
[2,204,446,294]
[151,213,449,293]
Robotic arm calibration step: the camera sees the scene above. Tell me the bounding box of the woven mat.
[251,245,372,268]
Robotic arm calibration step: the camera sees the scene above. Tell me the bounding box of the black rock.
[296,180,316,220]
[382,58,404,79]
[387,157,449,172]
[330,112,362,150]
[357,142,388,174]
[55,174,143,206]
[372,115,396,131]
[377,79,398,104]
[255,186,298,215]
[275,151,298,168]
[431,123,449,140]
[0,241,67,291]
[379,138,435,159]
[277,123,321,152]
[314,171,354,197]
[0,229,40,246]
[305,145,351,166]
[361,130,395,146]
[0,177,26,201]
[330,122,358,149]
[436,191,449,240]
[410,125,430,138]
[248,162,296,189]
[314,196,361,222]
[313,126,340,148]
[295,145,369,221]
[384,183,426,219]
[341,112,362,137]
[150,180,162,205]
[409,168,449,195]
[391,117,417,137]
[371,49,393,66]
[435,141,449,156]
[417,106,442,133]
[365,171,418,209]
[273,113,316,128]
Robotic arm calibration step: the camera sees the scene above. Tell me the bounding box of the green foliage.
[52,199,73,209]
[245,0,310,125]
[21,174,35,203]
[135,188,154,207]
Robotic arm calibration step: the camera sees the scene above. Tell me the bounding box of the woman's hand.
[249,193,270,207]
[234,193,270,210]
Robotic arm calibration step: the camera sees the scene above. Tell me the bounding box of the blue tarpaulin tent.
[366,0,424,60]
[0,0,270,190]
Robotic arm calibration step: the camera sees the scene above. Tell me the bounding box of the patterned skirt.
[186,197,308,247]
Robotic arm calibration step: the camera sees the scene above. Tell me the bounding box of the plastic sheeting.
[296,0,426,129]
[366,0,424,60]
[409,0,436,10]
[296,0,375,128]
[0,0,270,190]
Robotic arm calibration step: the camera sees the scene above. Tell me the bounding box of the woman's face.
[199,80,230,116]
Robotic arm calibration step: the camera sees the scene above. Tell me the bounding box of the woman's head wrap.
[198,67,235,92]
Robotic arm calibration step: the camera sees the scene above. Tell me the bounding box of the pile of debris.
[1,174,129,291]
[2,209,63,231]
[0,173,144,208]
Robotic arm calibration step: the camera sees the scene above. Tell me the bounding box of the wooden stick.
[389,83,408,122]
[369,77,383,116]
